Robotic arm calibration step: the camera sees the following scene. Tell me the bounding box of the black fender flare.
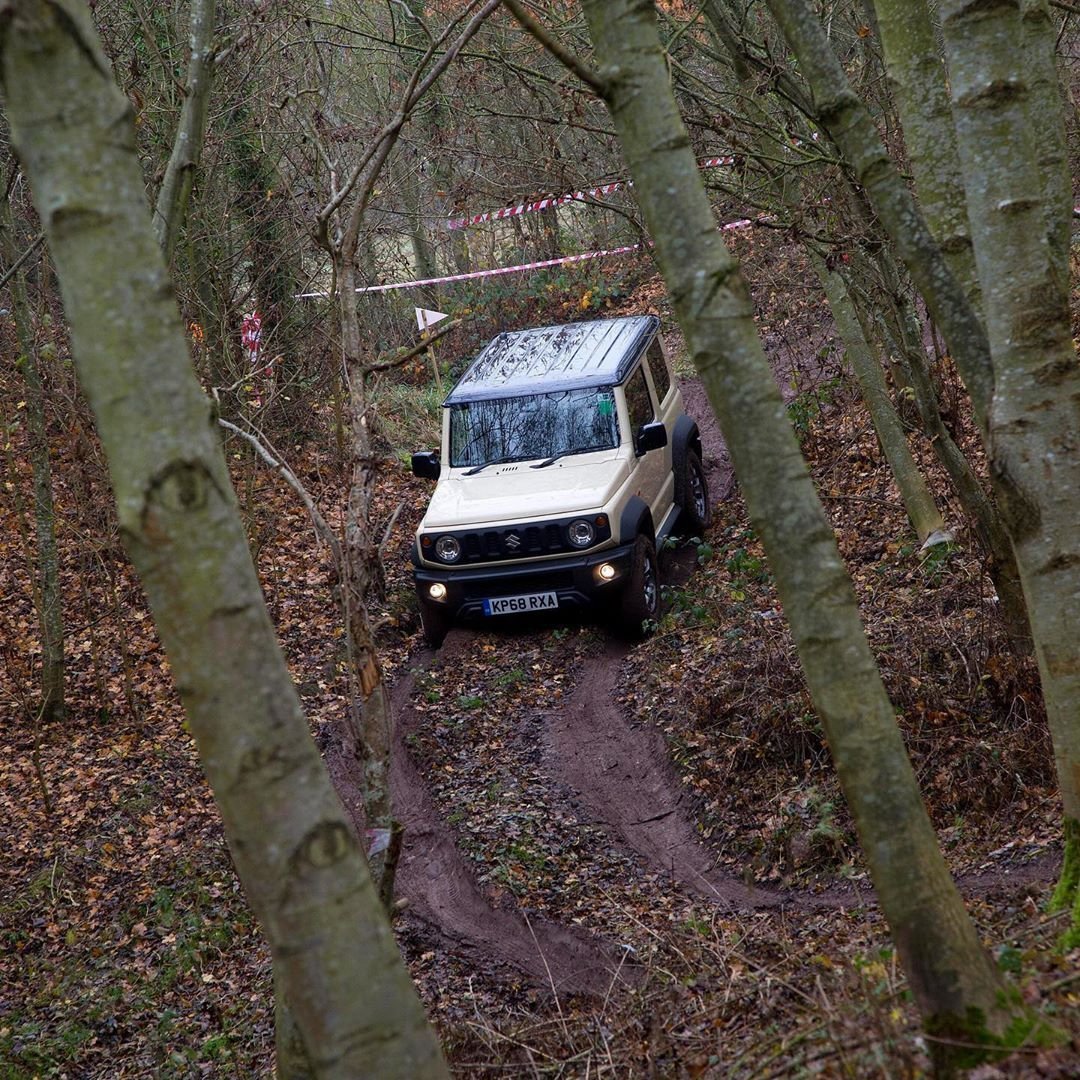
[671,414,702,470]
[619,495,654,544]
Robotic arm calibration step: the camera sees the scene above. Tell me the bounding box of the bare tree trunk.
[811,251,946,544]
[568,0,1042,1063]
[766,0,994,428]
[311,0,500,903]
[1019,0,1072,278]
[941,0,1080,948]
[0,5,448,1076]
[870,255,1032,652]
[338,252,397,898]
[1,195,65,721]
[152,0,216,263]
[873,0,981,309]
[701,0,946,549]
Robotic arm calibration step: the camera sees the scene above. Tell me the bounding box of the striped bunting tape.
[295,217,753,300]
[446,156,735,231]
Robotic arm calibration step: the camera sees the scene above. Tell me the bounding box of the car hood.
[421,451,628,529]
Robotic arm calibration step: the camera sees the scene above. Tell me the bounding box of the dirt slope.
[353,376,1061,1011]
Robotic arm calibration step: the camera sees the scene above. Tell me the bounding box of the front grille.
[422,515,612,566]
[462,522,566,562]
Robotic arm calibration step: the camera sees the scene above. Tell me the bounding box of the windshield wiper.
[530,453,565,469]
[530,444,608,469]
[464,456,519,476]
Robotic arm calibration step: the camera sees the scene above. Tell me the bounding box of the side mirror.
[411,451,441,480]
[636,421,668,456]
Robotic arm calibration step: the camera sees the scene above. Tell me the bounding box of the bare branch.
[501,0,608,95]
[363,317,462,375]
[0,232,44,291]
[218,418,342,566]
[316,0,500,239]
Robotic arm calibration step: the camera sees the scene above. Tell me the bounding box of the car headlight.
[434,535,462,563]
[567,519,595,548]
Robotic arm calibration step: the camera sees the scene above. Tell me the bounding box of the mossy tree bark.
[1019,0,1072,278]
[940,0,1080,946]
[151,0,215,264]
[0,3,448,1076]
[873,0,981,310]
[765,0,994,429]
[573,0,1040,1064]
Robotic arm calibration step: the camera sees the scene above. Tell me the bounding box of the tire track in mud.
[353,376,1058,999]
[389,632,635,997]
[542,635,790,912]
[378,584,1057,1000]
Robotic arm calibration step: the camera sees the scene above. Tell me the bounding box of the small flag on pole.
[415,309,448,392]
[416,307,449,333]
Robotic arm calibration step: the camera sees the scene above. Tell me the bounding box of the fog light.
[429,582,447,601]
[598,562,616,581]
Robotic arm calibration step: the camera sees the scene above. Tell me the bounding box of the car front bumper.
[414,542,636,620]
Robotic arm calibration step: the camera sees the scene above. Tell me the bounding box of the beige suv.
[410,315,709,645]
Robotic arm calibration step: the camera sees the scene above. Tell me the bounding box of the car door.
[622,362,669,530]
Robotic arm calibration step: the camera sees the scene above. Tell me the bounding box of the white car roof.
[444,315,659,404]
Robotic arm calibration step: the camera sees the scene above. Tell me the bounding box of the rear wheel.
[618,534,660,638]
[675,449,710,535]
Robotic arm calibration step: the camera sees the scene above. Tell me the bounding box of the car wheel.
[618,534,660,638]
[419,600,451,648]
[676,449,710,535]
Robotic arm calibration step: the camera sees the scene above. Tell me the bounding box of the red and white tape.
[446,156,735,231]
[296,244,642,299]
[296,216,753,299]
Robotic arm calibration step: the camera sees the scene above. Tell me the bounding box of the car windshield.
[449,387,619,469]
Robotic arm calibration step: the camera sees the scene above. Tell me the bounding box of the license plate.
[482,591,558,616]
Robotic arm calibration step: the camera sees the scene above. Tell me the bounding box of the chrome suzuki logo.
[505,532,522,550]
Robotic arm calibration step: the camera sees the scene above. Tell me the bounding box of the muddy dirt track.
[333,377,1059,999]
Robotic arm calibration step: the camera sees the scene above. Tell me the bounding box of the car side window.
[624,366,654,436]
[645,339,671,402]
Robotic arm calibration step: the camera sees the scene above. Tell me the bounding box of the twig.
[379,501,405,553]
[217,418,341,565]
[1044,968,1080,993]
[0,232,44,290]
[364,317,463,374]
[501,0,608,95]
[523,910,570,1042]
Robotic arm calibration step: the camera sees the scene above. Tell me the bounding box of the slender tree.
[1,179,65,721]
[811,248,947,544]
[764,0,994,429]
[939,0,1080,946]
[303,0,498,899]
[754,0,1032,645]
[505,0,1048,1065]
[151,0,216,263]
[0,2,448,1075]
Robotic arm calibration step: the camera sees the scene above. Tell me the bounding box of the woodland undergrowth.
[2,249,1078,1077]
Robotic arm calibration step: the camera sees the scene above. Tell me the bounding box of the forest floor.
[3,242,1080,1077]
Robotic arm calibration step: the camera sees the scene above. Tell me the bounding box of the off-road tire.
[618,534,660,638]
[419,600,451,648]
[675,449,710,535]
